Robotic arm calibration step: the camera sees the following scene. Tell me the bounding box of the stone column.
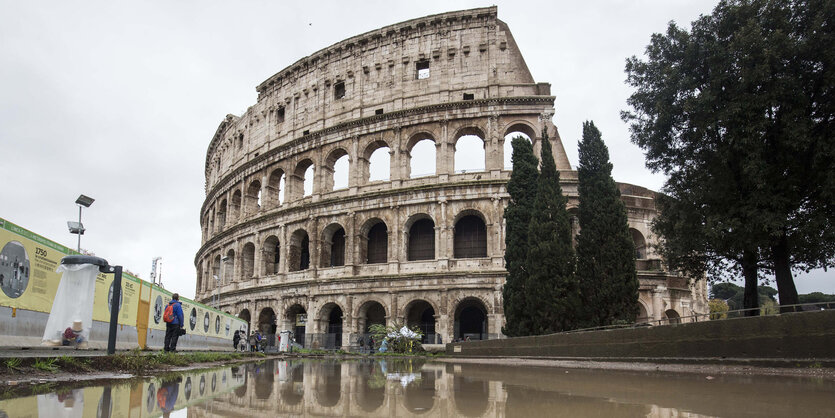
[438,120,452,179]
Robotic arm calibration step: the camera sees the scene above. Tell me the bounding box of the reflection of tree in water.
[279,361,305,405]
[315,361,342,407]
[504,385,649,418]
[255,360,275,399]
[357,360,385,412]
[453,375,489,417]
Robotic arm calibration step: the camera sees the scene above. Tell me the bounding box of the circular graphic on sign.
[0,241,29,299]
[199,375,206,396]
[189,308,197,331]
[211,373,217,391]
[146,383,156,412]
[222,371,227,385]
[225,320,230,336]
[184,377,193,400]
[215,316,221,334]
[107,281,123,313]
[153,296,164,324]
[203,312,210,332]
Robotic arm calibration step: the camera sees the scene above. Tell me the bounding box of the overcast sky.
[1,0,830,300]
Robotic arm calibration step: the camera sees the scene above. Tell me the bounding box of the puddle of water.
[2,358,834,417]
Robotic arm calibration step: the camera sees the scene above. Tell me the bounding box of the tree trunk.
[772,232,799,312]
[741,250,759,316]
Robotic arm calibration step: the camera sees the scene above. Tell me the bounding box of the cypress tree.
[525,129,581,334]
[575,121,639,327]
[502,135,539,337]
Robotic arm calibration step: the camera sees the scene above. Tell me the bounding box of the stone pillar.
[485,114,502,175]
[279,224,288,274]
[349,136,360,193]
[652,287,665,322]
[438,120,452,179]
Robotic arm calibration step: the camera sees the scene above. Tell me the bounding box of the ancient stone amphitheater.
[195,6,708,349]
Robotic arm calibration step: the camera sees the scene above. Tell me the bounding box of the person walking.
[163,293,184,352]
[255,330,263,352]
[233,330,241,350]
[249,331,256,352]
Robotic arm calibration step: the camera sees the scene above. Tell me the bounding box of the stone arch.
[231,189,242,221]
[242,242,255,279]
[293,158,315,199]
[262,235,280,275]
[356,360,385,412]
[405,213,435,261]
[196,261,204,293]
[454,127,486,173]
[212,254,221,290]
[631,228,647,259]
[406,132,437,178]
[257,307,277,347]
[280,362,305,405]
[244,179,262,216]
[238,309,251,332]
[453,210,488,259]
[454,297,488,341]
[288,229,310,271]
[364,139,391,182]
[266,167,286,207]
[320,223,346,268]
[403,299,438,344]
[637,300,650,323]
[404,364,436,414]
[324,147,350,191]
[224,248,235,283]
[314,361,342,407]
[355,298,388,333]
[665,309,681,324]
[503,122,536,169]
[360,218,388,264]
[317,301,345,349]
[285,303,307,347]
[217,198,228,230]
[453,373,490,417]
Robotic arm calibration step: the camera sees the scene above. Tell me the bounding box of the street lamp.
[67,194,94,252]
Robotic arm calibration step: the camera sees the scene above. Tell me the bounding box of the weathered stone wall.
[195,7,708,348]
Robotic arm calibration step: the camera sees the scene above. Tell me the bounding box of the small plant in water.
[4,357,22,371]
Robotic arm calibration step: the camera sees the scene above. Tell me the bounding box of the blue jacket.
[168,300,184,326]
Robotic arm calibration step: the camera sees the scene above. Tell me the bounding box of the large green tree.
[502,135,539,337]
[623,0,834,311]
[575,121,639,327]
[525,130,581,334]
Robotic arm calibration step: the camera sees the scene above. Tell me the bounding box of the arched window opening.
[631,228,647,259]
[366,222,388,264]
[289,230,310,272]
[333,154,349,190]
[238,309,251,333]
[665,309,681,324]
[504,131,532,169]
[363,302,386,332]
[322,304,343,350]
[267,169,285,207]
[637,303,650,323]
[406,300,436,344]
[320,225,346,268]
[258,308,277,349]
[231,190,242,221]
[242,243,255,279]
[212,255,221,290]
[245,180,262,216]
[454,134,486,173]
[285,304,306,347]
[303,165,314,197]
[224,249,235,284]
[316,361,342,407]
[454,215,487,258]
[454,298,488,341]
[217,199,227,230]
[410,139,436,178]
[408,218,435,261]
[263,236,280,275]
[368,147,391,182]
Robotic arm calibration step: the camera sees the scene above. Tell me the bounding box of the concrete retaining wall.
[446,310,835,360]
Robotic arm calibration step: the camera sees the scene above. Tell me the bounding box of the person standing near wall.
[163,294,184,352]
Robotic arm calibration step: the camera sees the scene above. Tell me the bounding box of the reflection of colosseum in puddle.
[194,6,708,347]
[0,240,30,299]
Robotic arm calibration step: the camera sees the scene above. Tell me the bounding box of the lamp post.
[67,194,94,253]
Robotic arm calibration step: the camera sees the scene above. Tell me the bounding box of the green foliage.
[798,292,835,304]
[622,0,835,310]
[4,357,21,371]
[32,358,58,373]
[503,135,539,337]
[524,131,581,334]
[55,356,92,372]
[709,299,730,320]
[369,323,423,353]
[575,121,640,327]
[709,282,780,310]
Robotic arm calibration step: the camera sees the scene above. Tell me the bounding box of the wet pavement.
[1,357,834,417]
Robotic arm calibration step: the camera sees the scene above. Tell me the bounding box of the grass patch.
[32,358,58,373]
[55,356,92,372]
[4,358,22,372]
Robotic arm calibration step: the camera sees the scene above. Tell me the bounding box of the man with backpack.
[163,293,184,352]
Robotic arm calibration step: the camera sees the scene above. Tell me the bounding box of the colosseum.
[194,6,709,349]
